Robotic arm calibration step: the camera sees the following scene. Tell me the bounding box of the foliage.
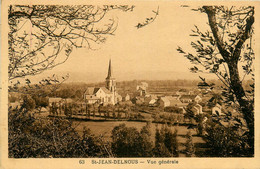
[32,95,48,109]
[8,107,110,158]
[164,106,183,113]
[136,6,159,29]
[204,117,251,157]
[154,125,179,157]
[177,5,255,156]
[184,131,195,157]
[111,123,153,157]
[21,94,36,111]
[138,122,154,157]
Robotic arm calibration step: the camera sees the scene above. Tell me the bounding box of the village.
[8,59,237,157]
[9,59,229,124]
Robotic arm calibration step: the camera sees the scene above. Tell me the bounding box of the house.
[193,104,203,114]
[211,103,240,116]
[158,96,186,107]
[122,93,130,101]
[137,82,148,90]
[136,82,148,96]
[212,103,222,115]
[132,96,145,105]
[172,94,180,99]
[158,96,171,107]
[144,95,158,106]
[158,96,189,113]
[179,95,202,103]
[116,93,123,102]
[48,97,63,106]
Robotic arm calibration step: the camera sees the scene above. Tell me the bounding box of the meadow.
[72,120,207,157]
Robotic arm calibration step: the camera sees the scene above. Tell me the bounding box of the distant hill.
[41,70,217,83]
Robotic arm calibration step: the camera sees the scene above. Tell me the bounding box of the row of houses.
[131,82,226,116]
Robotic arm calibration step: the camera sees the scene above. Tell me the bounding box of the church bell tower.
[106,59,116,94]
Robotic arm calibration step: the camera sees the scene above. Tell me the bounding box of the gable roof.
[84,87,112,95]
[169,98,183,106]
[100,87,112,94]
[84,87,99,95]
[160,96,188,107]
[160,97,170,103]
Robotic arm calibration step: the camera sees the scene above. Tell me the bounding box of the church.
[83,59,120,105]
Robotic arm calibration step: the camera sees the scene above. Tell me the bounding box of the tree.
[154,125,179,157]
[8,5,134,80]
[184,131,195,157]
[31,94,48,112]
[111,124,140,157]
[111,123,153,157]
[21,94,36,111]
[138,122,153,157]
[204,118,251,157]
[177,6,255,155]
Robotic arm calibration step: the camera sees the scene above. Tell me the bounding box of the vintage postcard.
[1,0,260,168]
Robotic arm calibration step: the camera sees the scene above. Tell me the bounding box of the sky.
[30,3,216,83]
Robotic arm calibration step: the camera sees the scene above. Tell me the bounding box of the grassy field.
[72,121,207,157]
[72,121,204,143]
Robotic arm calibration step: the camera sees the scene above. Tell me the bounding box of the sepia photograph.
[1,0,260,168]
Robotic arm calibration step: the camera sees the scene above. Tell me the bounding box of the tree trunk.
[203,6,255,154]
[228,61,254,154]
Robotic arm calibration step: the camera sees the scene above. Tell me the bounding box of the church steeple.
[106,59,113,80]
[106,59,116,95]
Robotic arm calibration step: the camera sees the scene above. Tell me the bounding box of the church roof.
[84,87,112,95]
[84,87,100,95]
[100,87,112,94]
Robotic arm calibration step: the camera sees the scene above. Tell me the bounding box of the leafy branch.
[135,6,159,29]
